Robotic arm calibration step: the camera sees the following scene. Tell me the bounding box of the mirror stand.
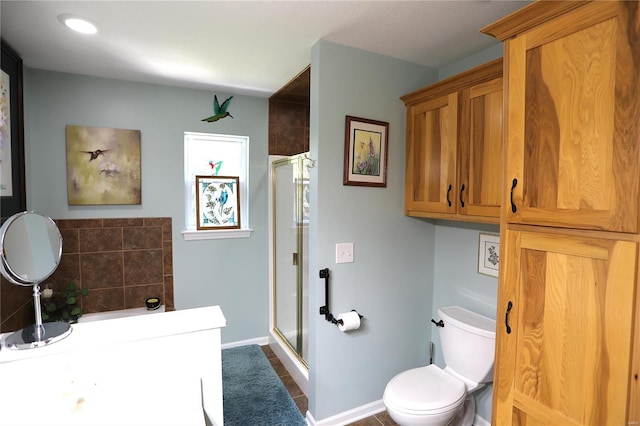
[4,283,72,350]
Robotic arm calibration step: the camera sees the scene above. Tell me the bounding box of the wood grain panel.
[404,94,457,214]
[471,89,502,207]
[492,229,521,425]
[523,45,559,210]
[411,109,425,203]
[513,232,635,425]
[505,1,640,232]
[426,108,442,203]
[504,36,526,221]
[461,75,503,219]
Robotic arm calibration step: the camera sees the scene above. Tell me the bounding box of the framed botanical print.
[478,233,500,277]
[195,175,240,230]
[343,115,389,187]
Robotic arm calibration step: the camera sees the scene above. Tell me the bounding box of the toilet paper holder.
[318,267,363,327]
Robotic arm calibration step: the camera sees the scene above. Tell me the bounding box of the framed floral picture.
[478,233,500,277]
[195,175,240,230]
[343,115,388,187]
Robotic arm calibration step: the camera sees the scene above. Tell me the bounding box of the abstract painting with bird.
[202,95,233,122]
[82,149,110,161]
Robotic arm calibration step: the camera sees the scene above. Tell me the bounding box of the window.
[183,132,251,240]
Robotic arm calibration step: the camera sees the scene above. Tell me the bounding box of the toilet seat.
[383,364,466,415]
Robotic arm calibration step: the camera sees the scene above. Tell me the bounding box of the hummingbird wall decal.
[82,149,110,161]
[208,160,223,175]
[202,95,233,122]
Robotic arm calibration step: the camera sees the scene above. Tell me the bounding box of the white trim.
[475,414,491,426]
[182,228,253,240]
[220,336,268,350]
[268,331,309,396]
[305,400,386,426]
[183,131,250,232]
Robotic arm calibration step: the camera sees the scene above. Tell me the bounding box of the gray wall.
[308,40,438,421]
[23,69,270,343]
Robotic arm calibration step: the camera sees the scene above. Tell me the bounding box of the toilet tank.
[437,306,496,384]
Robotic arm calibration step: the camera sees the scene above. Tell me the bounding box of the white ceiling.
[1,1,529,98]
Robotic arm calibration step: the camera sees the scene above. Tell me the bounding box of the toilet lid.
[384,364,466,413]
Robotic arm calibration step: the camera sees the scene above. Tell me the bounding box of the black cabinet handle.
[446,184,452,207]
[510,178,518,213]
[505,301,513,334]
[459,184,465,208]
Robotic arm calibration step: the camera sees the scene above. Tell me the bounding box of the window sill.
[182,228,253,241]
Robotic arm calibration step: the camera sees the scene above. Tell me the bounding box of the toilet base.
[386,404,462,426]
[386,394,476,426]
[452,394,475,426]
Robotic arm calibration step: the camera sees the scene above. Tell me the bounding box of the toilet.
[383,306,496,426]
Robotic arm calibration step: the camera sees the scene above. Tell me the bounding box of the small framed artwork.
[478,233,500,277]
[343,115,389,187]
[195,175,240,230]
[1,41,26,219]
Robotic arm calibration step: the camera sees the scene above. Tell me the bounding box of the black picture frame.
[1,40,26,220]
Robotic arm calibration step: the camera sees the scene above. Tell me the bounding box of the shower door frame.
[269,153,309,370]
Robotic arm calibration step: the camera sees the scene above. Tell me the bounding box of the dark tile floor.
[261,345,399,426]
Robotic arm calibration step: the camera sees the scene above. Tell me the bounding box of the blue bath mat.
[222,344,306,426]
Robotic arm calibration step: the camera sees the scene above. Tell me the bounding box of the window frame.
[182,131,252,240]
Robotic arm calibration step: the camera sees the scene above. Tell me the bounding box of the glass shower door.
[272,154,309,365]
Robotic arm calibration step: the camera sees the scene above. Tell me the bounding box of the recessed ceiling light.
[58,14,98,34]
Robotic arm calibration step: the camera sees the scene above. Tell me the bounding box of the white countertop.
[0,305,227,426]
[0,305,226,363]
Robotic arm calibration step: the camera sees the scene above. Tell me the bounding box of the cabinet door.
[404,93,458,215]
[504,2,640,232]
[493,229,637,425]
[459,77,503,219]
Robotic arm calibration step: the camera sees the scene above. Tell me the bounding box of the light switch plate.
[336,242,354,263]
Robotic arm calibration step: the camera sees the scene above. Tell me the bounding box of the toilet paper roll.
[338,311,361,332]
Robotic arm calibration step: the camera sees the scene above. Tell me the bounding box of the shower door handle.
[292,252,298,266]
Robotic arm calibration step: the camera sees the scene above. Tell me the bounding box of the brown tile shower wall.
[268,99,309,156]
[268,66,310,156]
[0,217,174,332]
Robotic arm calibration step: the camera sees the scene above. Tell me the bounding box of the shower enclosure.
[268,153,310,393]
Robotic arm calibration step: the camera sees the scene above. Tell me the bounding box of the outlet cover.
[336,242,354,263]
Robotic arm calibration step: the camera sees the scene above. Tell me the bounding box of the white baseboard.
[306,402,491,426]
[221,336,268,349]
[474,414,490,426]
[305,400,386,426]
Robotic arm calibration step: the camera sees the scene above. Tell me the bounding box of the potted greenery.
[41,282,89,323]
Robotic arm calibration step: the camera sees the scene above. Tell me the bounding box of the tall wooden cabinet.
[402,59,503,224]
[482,1,640,425]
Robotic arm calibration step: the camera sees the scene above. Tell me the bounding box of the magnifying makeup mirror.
[0,211,71,349]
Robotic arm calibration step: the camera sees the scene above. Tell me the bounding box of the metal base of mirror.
[4,322,72,350]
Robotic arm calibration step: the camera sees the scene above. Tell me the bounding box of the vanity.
[0,305,227,425]
[0,306,226,426]
[0,211,227,425]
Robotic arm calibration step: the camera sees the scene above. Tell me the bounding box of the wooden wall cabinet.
[402,59,503,224]
[490,1,640,233]
[483,1,640,425]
